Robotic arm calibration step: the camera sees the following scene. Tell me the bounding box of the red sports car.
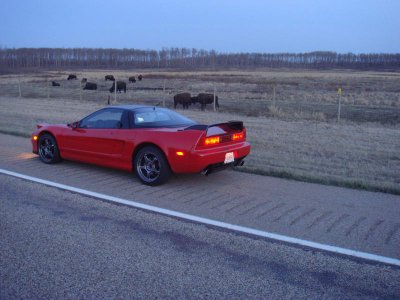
[31,105,251,185]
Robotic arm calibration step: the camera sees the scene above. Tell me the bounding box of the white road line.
[1,168,399,267]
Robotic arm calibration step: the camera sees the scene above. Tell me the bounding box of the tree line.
[1,47,399,70]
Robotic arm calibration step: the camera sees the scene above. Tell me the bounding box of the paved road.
[1,175,400,299]
[0,133,399,260]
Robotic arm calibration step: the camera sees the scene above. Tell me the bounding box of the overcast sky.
[0,0,399,53]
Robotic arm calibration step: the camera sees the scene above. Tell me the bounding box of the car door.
[61,108,130,165]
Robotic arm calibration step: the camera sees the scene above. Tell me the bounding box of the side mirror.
[68,121,79,129]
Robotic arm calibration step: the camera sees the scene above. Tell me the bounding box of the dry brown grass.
[0,95,399,194]
[180,109,400,193]
[1,68,399,124]
[1,69,399,193]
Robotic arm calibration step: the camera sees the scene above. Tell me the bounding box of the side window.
[80,109,124,129]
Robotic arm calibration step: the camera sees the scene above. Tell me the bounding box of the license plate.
[224,152,234,164]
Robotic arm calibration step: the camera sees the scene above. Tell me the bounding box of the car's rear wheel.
[134,146,171,185]
[38,133,61,164]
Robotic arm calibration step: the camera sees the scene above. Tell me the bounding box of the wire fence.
[1,74,399,124]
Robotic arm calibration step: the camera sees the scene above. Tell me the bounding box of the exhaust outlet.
[201,169,210,176]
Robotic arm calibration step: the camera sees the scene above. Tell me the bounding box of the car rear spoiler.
[208,121,243,131]
[184,121,243,132]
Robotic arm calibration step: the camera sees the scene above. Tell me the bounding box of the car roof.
[107,104,161,112]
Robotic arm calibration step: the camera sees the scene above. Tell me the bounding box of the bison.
[51,81,60,87]
[109,81,126,93]
[192,93,219,111]
[174,93,192,109]
[83,82,97,90]
[129,76,136,83]
[67,74,77,80]
[81,78,87,84]
[105,75,115,81]
[138,74,143,81]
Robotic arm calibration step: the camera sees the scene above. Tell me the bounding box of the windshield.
[133,107,196,128]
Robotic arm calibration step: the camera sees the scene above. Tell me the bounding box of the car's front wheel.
[38,133,61,164]
[134,146,171,185]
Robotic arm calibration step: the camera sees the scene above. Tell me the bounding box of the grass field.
[1,69,399,123]
[0,69,399,194]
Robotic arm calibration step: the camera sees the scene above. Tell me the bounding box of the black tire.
[134,146,171,186]
[38,133,61,164]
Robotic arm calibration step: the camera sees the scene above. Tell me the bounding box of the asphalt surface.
[1,174,400,299]
[0,133,399,260]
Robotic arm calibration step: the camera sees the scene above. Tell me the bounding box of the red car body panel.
[31,123,251,174]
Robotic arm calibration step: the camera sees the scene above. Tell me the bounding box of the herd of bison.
[50,74,218,110]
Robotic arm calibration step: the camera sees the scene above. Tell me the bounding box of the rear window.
[133,108,195,128]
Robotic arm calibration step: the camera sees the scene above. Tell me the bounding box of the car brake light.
[204,136,220,145]
[232,132,244,141]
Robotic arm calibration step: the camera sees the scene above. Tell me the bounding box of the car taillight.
[198,128,246,148]
[204,136,220,145]
[232,132,244,141]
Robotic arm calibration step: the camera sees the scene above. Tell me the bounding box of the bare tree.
[0,47,399,71]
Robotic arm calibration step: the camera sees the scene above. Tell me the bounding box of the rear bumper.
[169,141,251,174]
[200,156,246,175]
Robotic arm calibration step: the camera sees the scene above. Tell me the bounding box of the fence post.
[18,77,22,98]
[272,85,276,107]
[79,80,82,101]
[264,92,268,113]
[213,85,216,111]
[114,78,117,103]
[337,87,342,123]
[163,79,166,107]
[47,77,50,99]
